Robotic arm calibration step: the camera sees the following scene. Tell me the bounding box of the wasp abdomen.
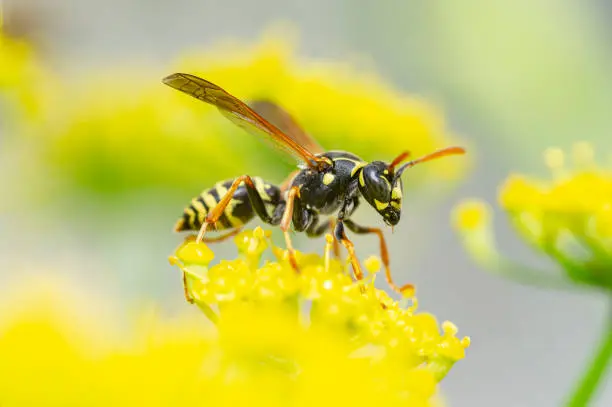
[175,177,280,232]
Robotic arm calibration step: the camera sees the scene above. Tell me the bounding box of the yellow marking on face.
[224,198,243,227]
[202,193,218,211]
[322,173,335,185]
[383,169,389,175]
[359,170,366,187]
[390,201,401,209]
[374,199,389,210]
[350,162,367,177]
[254,177,271,201]
[392,187,402,201]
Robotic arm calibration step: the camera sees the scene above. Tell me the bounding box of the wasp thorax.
[358,161,403,226]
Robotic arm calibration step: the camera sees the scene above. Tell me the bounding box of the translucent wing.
[162,73,328,168]
[249,100,325,155]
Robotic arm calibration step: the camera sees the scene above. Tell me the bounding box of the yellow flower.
[454,142,612,291]
[0,27,55,124]
[170,227,470,396]
[0,230,468,406]
[31,27,464,197]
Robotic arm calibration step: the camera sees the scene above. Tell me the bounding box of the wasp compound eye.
[359,162,392,203]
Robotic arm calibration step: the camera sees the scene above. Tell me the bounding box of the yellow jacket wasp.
[163,73,465,295]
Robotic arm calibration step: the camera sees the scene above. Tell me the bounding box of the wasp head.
[358,147,466,227]
[358,161,403,226]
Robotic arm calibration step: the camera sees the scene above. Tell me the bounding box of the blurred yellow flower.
[0,27,55,124]
[0,229,468,407]
[0,281,228,406]
[31,27,464,198]
[454,142,612,291]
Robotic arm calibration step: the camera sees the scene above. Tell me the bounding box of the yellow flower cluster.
[24,28,464,197]
[170,227,469,403]
[454,142,612,291]
[0,229,468,407]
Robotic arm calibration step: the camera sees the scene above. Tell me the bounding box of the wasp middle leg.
[280,185,322,270]
[280,186,301,269]
[333,220,364,283]
[330,197,366,284]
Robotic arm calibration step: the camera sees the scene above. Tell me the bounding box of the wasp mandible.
[163,73,465,295]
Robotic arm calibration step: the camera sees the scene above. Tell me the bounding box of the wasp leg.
[178,229,242,305]
[305,215,328,237]
[184,228,243,244]
[182,271,194,304]
[333,220,364,283]
[329,219,341,259]
[203,228,243,242]
[197,175,281,243]
[303,217,342,261]
[343,219,414,296]
[280,169,300,194]
[280,186,303,270]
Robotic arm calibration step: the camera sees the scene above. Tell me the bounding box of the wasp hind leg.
[343,219,414,296]
[196,175,282,243]
[279,186,318,270]
[184,228,243,244]
[178,228,242,304]
[178,228,246,304]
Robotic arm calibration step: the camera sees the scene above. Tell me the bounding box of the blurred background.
[1,0,611,405]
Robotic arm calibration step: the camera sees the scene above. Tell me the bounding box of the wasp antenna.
[395,146,465,178]
[388,151,411,174]
[414,146,465,165]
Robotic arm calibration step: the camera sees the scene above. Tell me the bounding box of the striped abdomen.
[175,177,281,232]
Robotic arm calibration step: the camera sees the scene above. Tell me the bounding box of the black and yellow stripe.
[175,177,280,232]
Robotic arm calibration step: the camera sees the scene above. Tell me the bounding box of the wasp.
[163,73,465,295]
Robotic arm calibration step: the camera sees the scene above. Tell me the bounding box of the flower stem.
[565,296,612,407]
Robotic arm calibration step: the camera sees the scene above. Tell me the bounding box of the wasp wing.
[249,100,325,155]
[163,73,326,168]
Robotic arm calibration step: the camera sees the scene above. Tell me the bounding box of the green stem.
[565,297,612,407]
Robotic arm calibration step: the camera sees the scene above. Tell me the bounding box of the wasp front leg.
[343,219,414,296]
